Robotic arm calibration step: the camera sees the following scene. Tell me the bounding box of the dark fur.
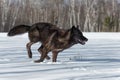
[8,22,88,62]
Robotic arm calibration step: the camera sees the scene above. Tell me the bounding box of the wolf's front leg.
[34,52,48,63]
[52,51,59,62]
[35,46,49,63]
[38,45,50,60]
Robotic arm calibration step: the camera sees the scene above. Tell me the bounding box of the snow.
[0,32,120,80]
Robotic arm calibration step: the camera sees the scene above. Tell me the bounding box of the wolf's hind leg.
[26,42,34,58]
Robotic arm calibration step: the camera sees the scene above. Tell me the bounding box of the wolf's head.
[71,26,88,45]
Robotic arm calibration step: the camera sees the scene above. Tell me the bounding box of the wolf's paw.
[28,53,32,58]
[28,55,32,58]
[46,56,51,60]
[34,59,43,63]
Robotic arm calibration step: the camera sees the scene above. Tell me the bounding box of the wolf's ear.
[77,25,79,29]
[72,25,76,30]
[77,25,82,31]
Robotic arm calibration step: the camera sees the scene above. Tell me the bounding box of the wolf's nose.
[86,38,88,41]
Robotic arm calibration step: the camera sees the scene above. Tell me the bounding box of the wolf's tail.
[7,25,31,36]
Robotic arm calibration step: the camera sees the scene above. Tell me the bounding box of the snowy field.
[0,33,120,80]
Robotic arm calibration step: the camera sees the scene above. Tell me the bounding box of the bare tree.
[0,0,120,32]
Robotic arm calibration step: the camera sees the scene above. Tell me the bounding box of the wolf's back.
[8,25,31,36]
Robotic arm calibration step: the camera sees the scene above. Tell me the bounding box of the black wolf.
[8,22,88,62]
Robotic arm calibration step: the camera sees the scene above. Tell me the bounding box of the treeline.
[0,0,120,32]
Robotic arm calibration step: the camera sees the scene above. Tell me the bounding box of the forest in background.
[0,0,120,32]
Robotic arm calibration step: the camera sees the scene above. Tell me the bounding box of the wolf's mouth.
[75,37,88,45]
[78,40,86,45]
